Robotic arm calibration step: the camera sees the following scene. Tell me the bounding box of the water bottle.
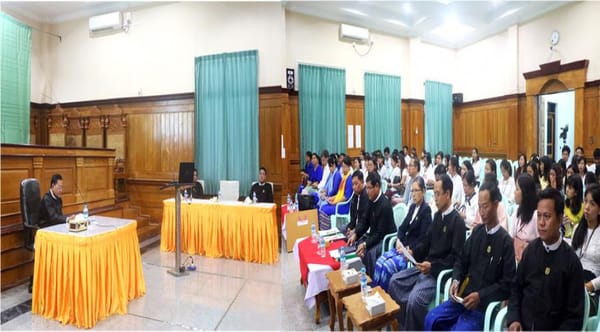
[311,223,317,244]
[360,267,368,300]
[218,191,222,201]
[183,189,189,203]
[83,204,89,225]
[252,191,257,204]
[319,236,326,258]
[287,193,292,209]
[339,247,346,271]
[294,193,299,211]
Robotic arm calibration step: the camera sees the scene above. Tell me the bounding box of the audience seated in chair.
[425,181,515,331]
[507,188,584,331]
[564,174,584,238]
[387,174,466,330]
[472,173,509,231]
[355,172,396,278]
[300,152,323,194]
[314,156,341,209]
[510,174,539,263]
[318,156,353,230]
[572,183,600,317]
[249,167,273,203]
[373,177,432,292]
[457,171,478,229]
[345,170,370,244]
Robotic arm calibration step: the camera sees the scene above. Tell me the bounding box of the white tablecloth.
[293,237,333,309]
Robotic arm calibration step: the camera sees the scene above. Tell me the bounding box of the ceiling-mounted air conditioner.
[89,11,122,33]
[339,24,370,44]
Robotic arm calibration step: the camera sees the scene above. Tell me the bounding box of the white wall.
[517,1,600,93]
[285,12,410,96]
[455,28,518,101]
[8,1,600,103]
[41,2,285,103]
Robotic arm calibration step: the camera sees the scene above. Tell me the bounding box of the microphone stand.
[160,181,194,277]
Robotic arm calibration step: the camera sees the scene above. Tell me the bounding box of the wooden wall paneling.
[346,99,364,157]
[583,85,600,155]
[1,144,116,290]
[409,102,424,153]
[259,93,284,205]
[280,93,292,200]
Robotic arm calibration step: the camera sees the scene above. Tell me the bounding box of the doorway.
[537,90,574,160]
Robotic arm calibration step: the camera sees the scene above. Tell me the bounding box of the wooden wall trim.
[586,80,600,88]
[456,93,525,108]
[523,59,589,80]
[1,143,115,155]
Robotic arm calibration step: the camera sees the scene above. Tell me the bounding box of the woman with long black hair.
[571,183,600,315]
[510,174,539,262]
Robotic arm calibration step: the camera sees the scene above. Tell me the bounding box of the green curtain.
[424,80,453,154]
[1,13,31,144]
[194,50,258,196]
[364,73,401,151]
[299,64,346,154]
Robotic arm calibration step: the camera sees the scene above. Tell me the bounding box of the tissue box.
[365,293,386,316]
[69,214,88,232]
[342,268,359,285]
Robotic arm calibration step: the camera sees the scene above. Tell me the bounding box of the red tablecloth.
[298,237,345,286]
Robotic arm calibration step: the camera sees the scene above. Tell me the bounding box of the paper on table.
[329,249,340,259]
[398,240,418,265]
[450,293,464,304]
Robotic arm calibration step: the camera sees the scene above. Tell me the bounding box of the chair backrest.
[393,203,408,228]
[219,180,239,201]
[20,178,41,251]
[199,179,205,191]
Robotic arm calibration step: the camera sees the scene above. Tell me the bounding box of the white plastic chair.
[219,180,239,201]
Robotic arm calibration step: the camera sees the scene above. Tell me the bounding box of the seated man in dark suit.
[249,167,273,203]
[40,174,72,226]
[191,168,204,198]
[355,172,397,278]
[507,188,584,331]
[345,170,370,244]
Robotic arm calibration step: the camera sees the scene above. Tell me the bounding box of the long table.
[160,198,279,264]
[31,216,146,328]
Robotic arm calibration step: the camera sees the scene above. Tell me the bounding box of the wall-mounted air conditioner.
[89,11,123,33]
[339,24,370,44]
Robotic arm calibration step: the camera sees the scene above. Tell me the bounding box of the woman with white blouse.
[499,159,516,204]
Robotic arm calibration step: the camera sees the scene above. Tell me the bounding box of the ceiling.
[2,1,571,49]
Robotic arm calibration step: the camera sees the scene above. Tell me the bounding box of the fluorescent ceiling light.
[437,0,451,5]
[403,3,412,14]
[430,19,474,40]
[499,7,520,19]
[341,8,367,17]
[385,18,408,27]
[415,16,427,26]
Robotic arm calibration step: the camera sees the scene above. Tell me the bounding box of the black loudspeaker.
[286,68,295,90]
[298,194,314,211]
[453,93,463,104]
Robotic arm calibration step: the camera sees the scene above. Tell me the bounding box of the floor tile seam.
[0,299,32,325]
[142,261,246,281]
[213,278,247,330]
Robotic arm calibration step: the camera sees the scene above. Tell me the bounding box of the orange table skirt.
[160,199,279,264]
[31,220,146,329]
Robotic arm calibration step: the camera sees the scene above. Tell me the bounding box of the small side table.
[325,270,372,331]
[342,286,401,331]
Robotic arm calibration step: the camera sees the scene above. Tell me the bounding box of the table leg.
[347,316,353,331]
[337,299,344,330]
[390,318,399,330]
[315,294,320,324]
[328,291,336,330]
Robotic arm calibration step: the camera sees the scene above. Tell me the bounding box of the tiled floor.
[1,241,334,330]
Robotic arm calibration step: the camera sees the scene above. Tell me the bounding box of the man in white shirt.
[318,150,331,191]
